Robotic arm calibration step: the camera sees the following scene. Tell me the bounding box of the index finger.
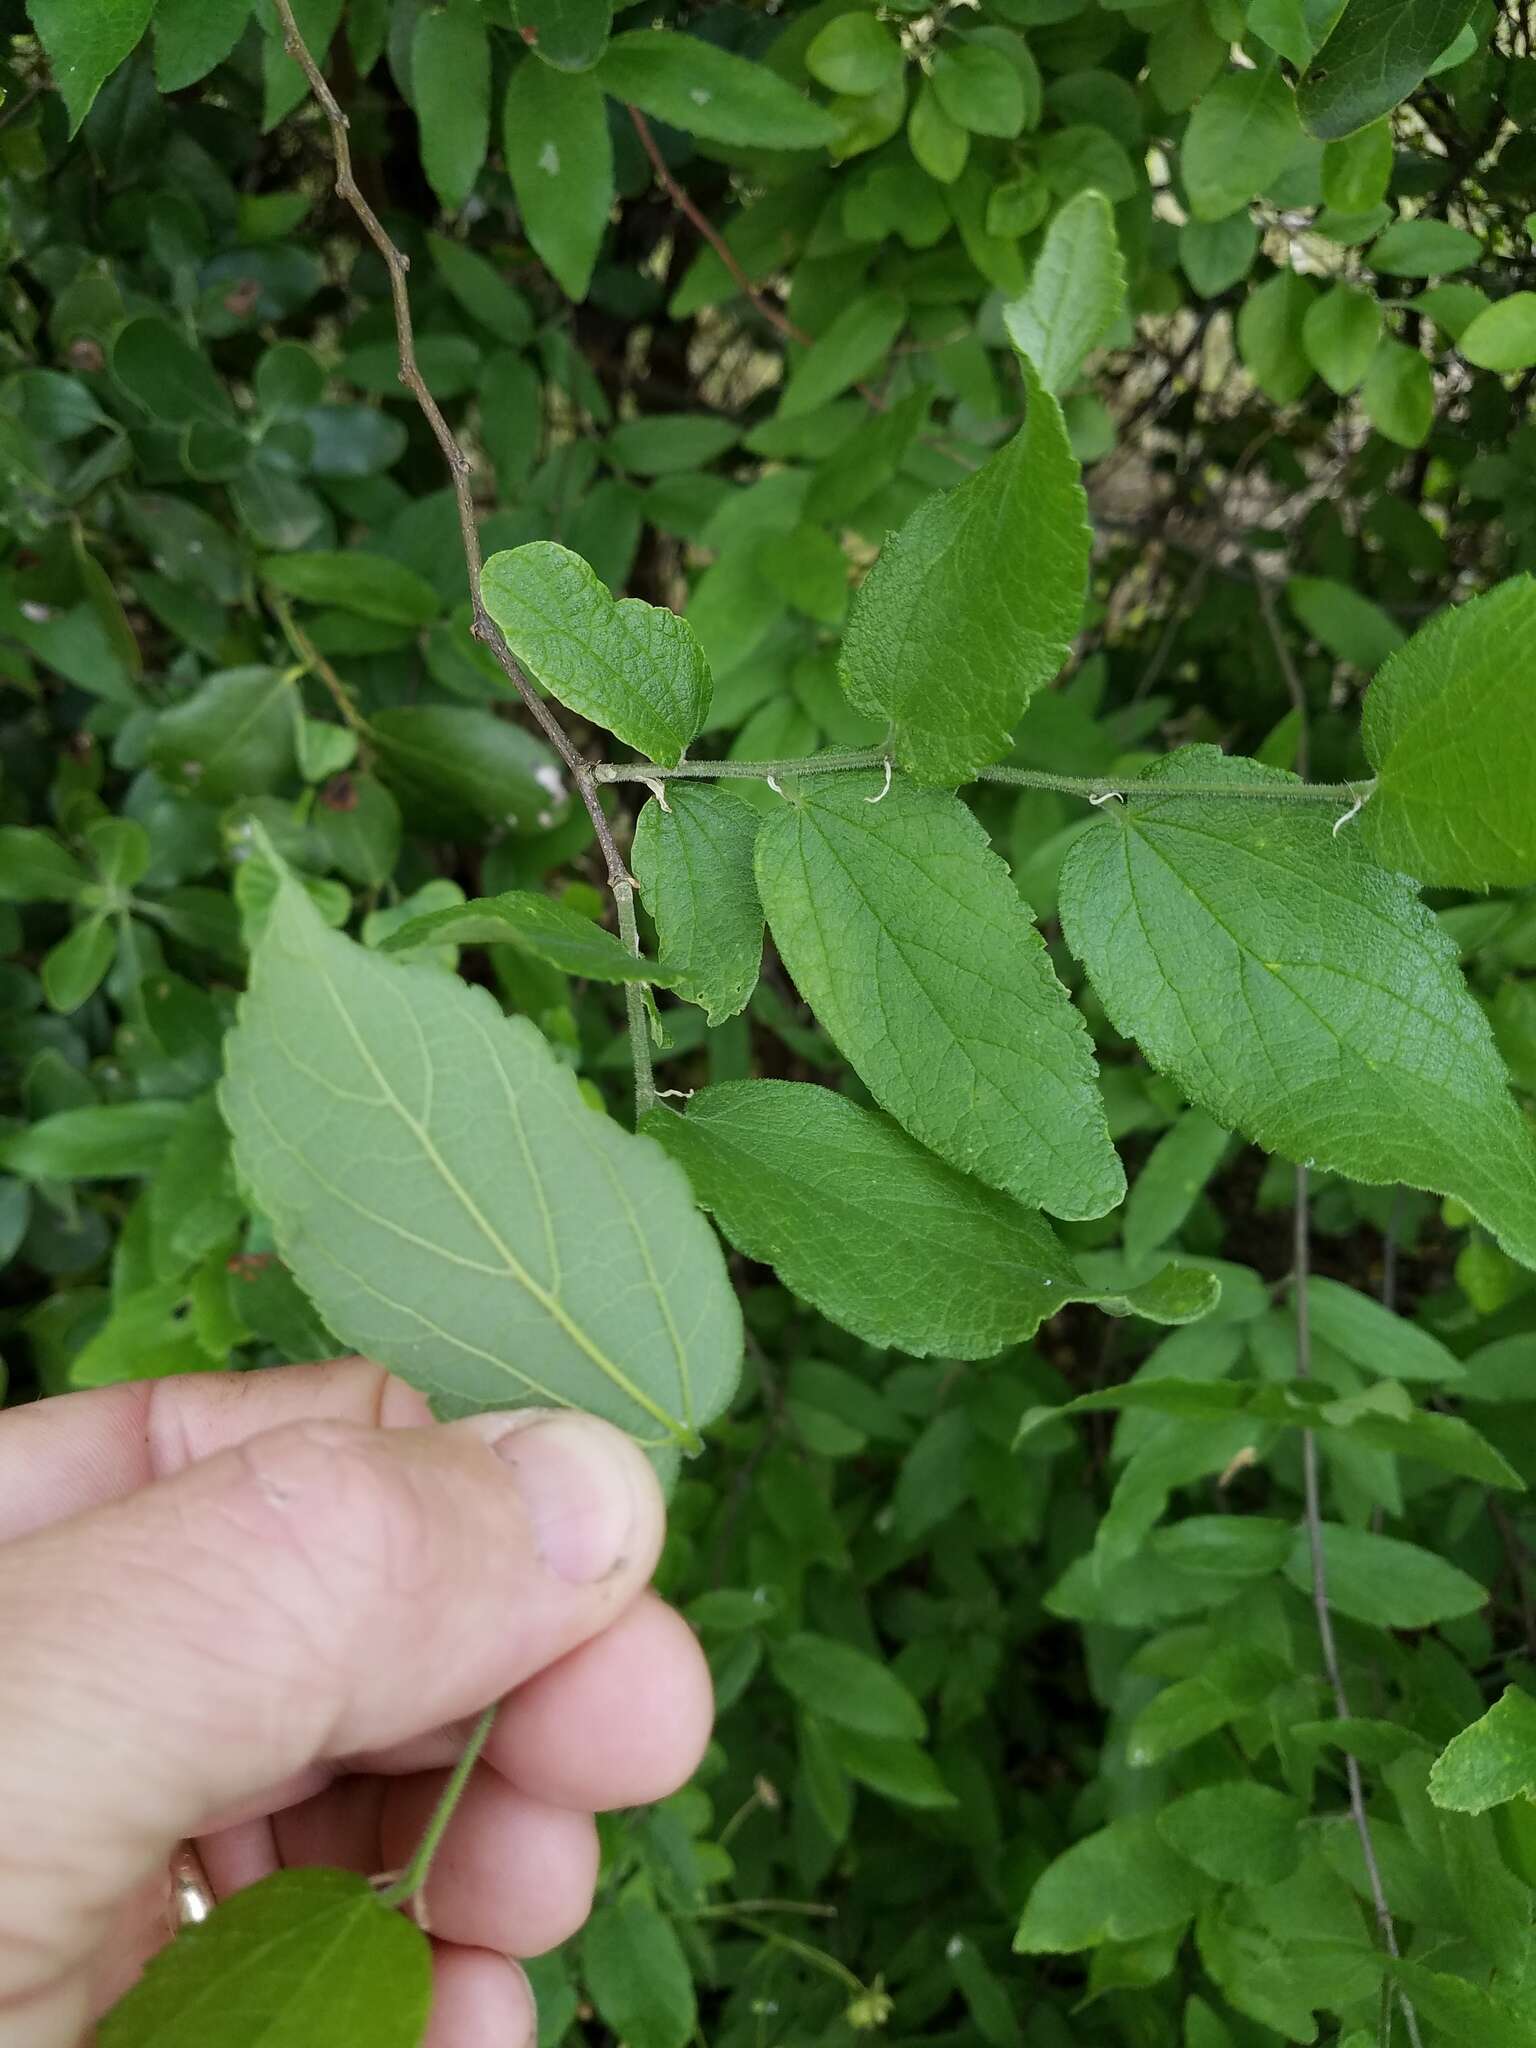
[0,1358,432,1543]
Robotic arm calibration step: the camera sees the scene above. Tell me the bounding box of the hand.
[0,1360,713,2048]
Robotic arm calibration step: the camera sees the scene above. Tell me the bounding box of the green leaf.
[369,706,567,837]
[512,0,611,71]
[1385,1962,1536,2048]
[1369,217,1481,277]
[839,360,1088,783]
[931,44,1026,138]
[908,76,969,183]
[382,888,674,983]
[154,0,252,90]
[1360,577,1536,888]
[823,1725,957,1808]
[112,317,233,428]
[1126,1644,1287,1768]
[1299,0,1480,139]
[1286,575,1403,669]
[754,776,1122,1218]
[1124,1109,1231,1267]
[1003,189,1126,394]
[1321,120,1393,212]
[428,235,533,345]
[0,1101,185,1181]
[1057,748,1536,1272]
[26,0,154,132]
[262,551,441,627]
[1179,213,1259,294]
[1015,1816,1207,1953]
[222,864,740,1448]
[771,1631,926,1739]
[98,1869,430,2047]
[1302,285,1382,394]
[583,1901,696,2048]
[413,0,490,211]
[480,541,711,767]
[150,667,296,804]
[1362,336,1435,446]
[0,827,89,904]
[1460,292,1536,372]
[1429,1687,1536,1815]
[504,62,613,302]
[1237,270,1315,405]
[1306,1275,1462,1383]
[806,14,904,95]
[594,31,840,150]
[1284,1524,1487,1627]
[631,786,763,1024]
[647,1081,1087,1358]
[262,0,342,130]
[310,774,402,889]
[1183,60,1301,222]
[41,918,115,1015]
[780,291,907,419]
[607,413,738,474]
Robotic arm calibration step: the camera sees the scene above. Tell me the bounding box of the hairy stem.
[595,753,1371,807]
[375,1702,497,1917]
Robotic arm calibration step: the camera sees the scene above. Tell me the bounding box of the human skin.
[0,1358,714,2047]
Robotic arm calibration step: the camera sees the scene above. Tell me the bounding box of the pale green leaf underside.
[754,775,1123,1219]
[1003,188,1126,394]
[1429,1687,1536,1815]
[222,872,740,1449]
[1361,576,1536,888]
[649,1083,1201,1360]
[99,1869,431,2047]
[480,540,710,767]
[382,888,677,985]
[1059,749,1536,1271]
[631,785,764,1024]
[838,359,1089,785]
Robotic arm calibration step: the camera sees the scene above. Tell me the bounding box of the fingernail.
[487,1413,639,1583]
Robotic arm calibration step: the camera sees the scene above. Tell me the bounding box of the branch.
[628,104,888,413]
[1252,565,1310,781]
[271,0,653,1109]
[594,751,1371,808]
[1292,1170,1423,2048]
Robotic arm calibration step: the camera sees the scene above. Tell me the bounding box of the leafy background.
[5,0,1536,2043]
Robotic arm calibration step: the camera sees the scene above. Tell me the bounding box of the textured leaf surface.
[481,542,710,767]
[1015,1816,1208,1952]
[382,889,676,984]
[1429,1687,1536,1814]
[98,1869,430,2047]
[503,63,612,302]
[1003,189,1126,394]
[647,1081,1084,1358]
[1361,578,1536,887]
[583,1900,696,2048]
[754,775,1122,1218]
[631,786,763,1024]
[594,31,839,150]
[1299,0,1479,138]
[222,867,740,1448]
[1058,749,1536,1269]
[838,362,1089,784]
[27,0,155,131]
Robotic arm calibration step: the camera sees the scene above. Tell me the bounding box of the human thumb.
[0,1408,663,2046]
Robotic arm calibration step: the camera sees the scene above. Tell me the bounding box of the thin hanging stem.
[270,0,651,1101]
[1292,1170,1423,2048]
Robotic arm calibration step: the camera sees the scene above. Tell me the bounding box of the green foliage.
[98,1869,432,2045]
[7,0,1536,2041]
